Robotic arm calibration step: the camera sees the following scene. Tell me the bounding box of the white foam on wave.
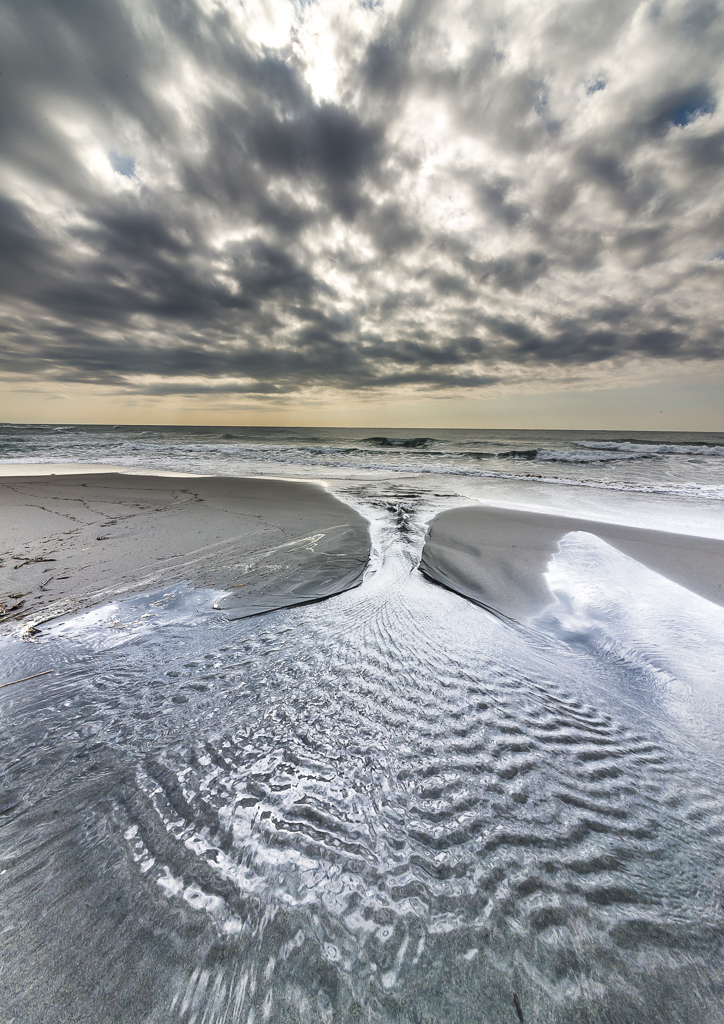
[578,441,724,456]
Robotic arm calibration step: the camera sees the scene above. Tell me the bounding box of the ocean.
[3,423,724,503]
[1,423,723,1024]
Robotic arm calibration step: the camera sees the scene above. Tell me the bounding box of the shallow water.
[2,482,723,1023]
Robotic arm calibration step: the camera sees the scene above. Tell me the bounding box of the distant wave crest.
[364,436,435,448]
[466,448,647,463]
[537,448,653,463]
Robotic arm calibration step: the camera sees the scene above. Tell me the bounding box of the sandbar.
[420,504,724,621]
[0,471,370,633]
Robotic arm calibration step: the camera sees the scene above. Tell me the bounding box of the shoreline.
[0,470,370,634]
[4,463,723,637]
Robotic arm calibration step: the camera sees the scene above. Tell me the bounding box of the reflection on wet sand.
[1,482,723,1023]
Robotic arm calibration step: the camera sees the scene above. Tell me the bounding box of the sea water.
[1,425,723,1023]
[2,423,724,503]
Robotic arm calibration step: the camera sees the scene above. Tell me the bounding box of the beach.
[420,504,724,621]
[0,470,370,633]
[2,427,724,1024]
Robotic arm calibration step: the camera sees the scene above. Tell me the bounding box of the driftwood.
[0,669,52,690]
[513,992,524,1023]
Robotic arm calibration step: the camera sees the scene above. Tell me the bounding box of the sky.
[1,0,723,428]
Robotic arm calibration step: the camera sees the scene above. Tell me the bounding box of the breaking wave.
[363,436,435,448]
[578,440,724,456]
[536,448,653,463]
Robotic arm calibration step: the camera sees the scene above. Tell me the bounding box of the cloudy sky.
[1,0,723,427]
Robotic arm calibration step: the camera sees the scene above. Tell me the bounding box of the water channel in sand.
[1,479,724,1024]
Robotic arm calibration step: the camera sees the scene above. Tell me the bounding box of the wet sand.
[2,476,724,1024]
[420,504,724,621]
[0,471,370,633]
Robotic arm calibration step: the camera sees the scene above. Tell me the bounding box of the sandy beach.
[2,444,724,1024]
[4,467,722,634]
[420,503,724,621]
[0,470,370,633]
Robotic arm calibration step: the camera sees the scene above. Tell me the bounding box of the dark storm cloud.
[0,0,723,401]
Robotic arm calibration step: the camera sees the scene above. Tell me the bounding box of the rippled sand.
[1,480,723,1024]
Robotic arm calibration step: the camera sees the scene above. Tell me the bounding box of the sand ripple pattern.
[1,491,723,1024]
